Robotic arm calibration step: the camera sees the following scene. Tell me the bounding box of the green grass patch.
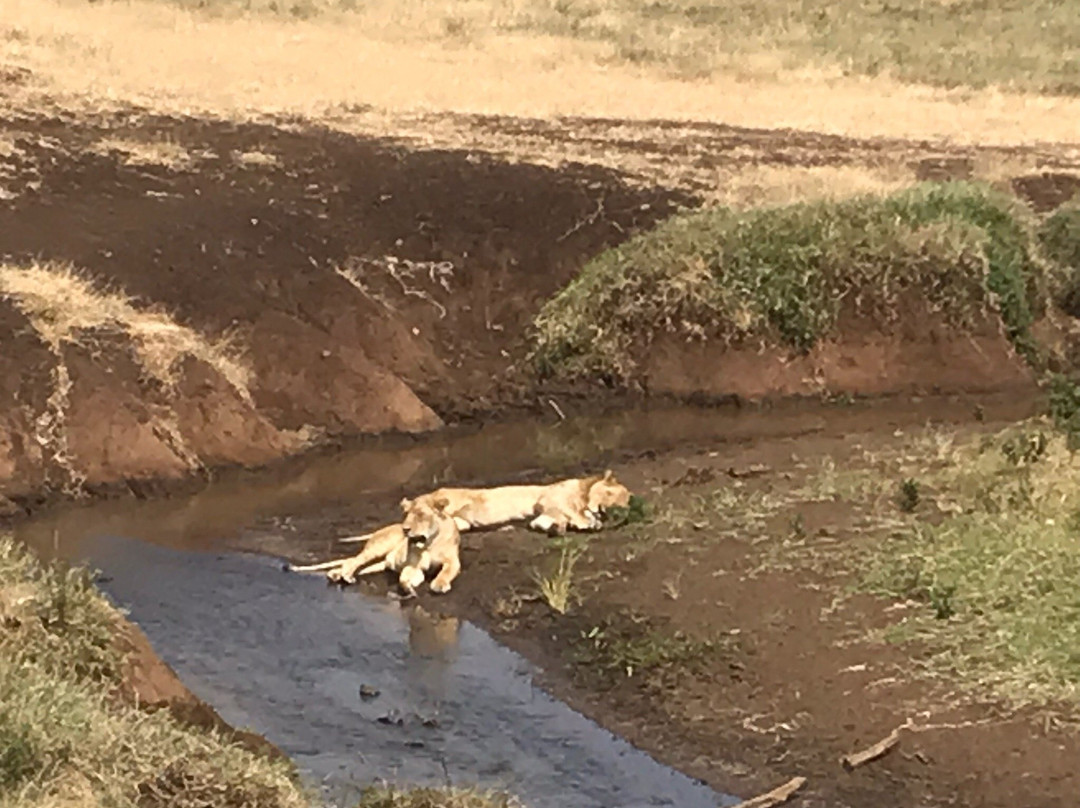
[533,182,1059,384]
[0,538,308,808]
[602,494,650,528]
[1041,202,1080,315]
[861,425,1080,705]
[507,0,1080,93]
[574,615,723,685]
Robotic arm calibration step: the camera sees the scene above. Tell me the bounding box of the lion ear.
[400,497,413,512]
[603,469,614,481]
[433,496,450,512]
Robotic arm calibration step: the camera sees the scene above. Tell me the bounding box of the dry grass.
[708,164,913,209]
[532,542,585,615]
[0,261,252,400]
[92,136,212,171]
[232,149,279,168]
[3,0,1080,150]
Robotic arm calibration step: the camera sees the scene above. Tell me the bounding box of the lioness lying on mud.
[393,470,632,537]
[289,497,462,595]
[290,470,631,595]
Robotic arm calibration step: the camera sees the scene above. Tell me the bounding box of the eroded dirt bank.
[0,110,689,504]
[2,107,1077,508]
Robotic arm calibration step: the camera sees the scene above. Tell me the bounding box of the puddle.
[80,533,737,807]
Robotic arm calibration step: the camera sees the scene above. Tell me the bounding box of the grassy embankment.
[0,537,515,808]
[533,182,1076,384]
[533,188,1080,709]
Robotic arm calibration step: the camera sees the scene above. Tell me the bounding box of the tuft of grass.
[1042,202,1080,314]
[0,260,252,400]
[1047,373,1080,450]
[575,616,721,683]
[533,182,1059,384]
[603,494,650,528]
[92,137,212,171]
[233,149,281,169]
[532,542,585,615]
[896,478,920,513]
[862,426,1080,706]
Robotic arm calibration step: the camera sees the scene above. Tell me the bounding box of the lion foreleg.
[429,553,461,594]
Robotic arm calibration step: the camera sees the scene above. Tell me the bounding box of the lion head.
[586,469,631,513]
[401,494,451,541]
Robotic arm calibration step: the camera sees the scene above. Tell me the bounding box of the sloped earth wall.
[1,110,1070,506]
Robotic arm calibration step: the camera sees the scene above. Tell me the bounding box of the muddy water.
[14,394,1041,807]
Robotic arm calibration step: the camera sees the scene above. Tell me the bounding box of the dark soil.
[0,110,691,501]
[5,109,1080,505]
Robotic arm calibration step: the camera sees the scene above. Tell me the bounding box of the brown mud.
[3,108,1079,507]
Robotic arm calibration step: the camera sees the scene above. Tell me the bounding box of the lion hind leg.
[337,559,388,584]
[529,512,556,533]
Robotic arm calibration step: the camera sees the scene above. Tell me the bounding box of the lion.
[288,496,462,595]
[396,469,631,537]
[397,494,462,594]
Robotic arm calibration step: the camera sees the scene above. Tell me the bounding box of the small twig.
[548,398,566,421]
[557,196,605,242]
[386,261,448,319]
[841,721,910,771]
[732,776,807,808]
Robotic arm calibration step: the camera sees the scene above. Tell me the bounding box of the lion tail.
[338,530,375,544]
